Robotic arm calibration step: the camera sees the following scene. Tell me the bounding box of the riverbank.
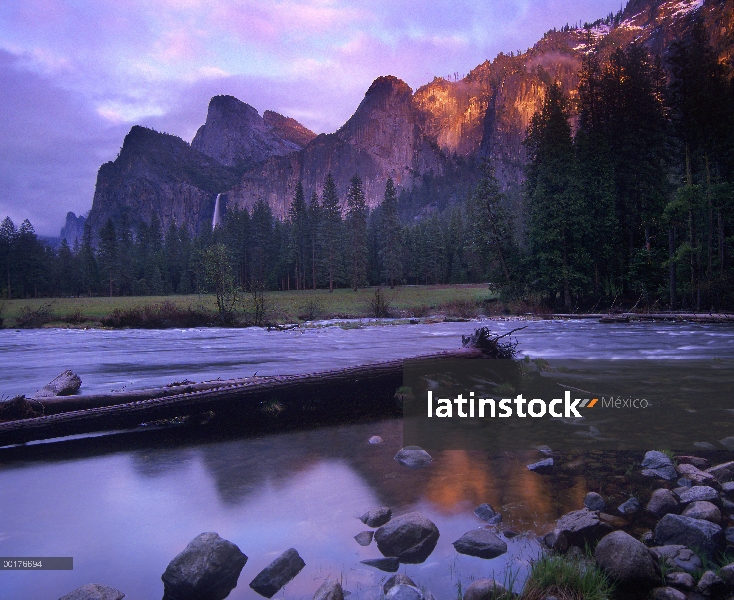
[3,286,733,329]
[0,285,499,328]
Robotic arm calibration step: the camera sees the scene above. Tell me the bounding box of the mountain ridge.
[84,0,732,237]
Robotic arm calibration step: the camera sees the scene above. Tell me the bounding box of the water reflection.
[0,417,621,599]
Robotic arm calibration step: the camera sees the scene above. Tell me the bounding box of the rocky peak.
[192,95,311,167]
[340,76,414,134]
[59,212,86,247]
[263,110,317,148]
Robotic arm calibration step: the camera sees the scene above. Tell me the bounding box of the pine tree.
[0,217,16,298]
[98,218,118,297]
[288,182,309,290]
[80,221,98,296]
[320,174,342,292]
[379,177,403,288]
[308,192,321,290]
[468,161,515,284]
[250,199,273,287]
[525,83,591,308]
[345,175,368,290]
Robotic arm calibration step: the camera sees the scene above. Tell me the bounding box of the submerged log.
[0,349,483,447]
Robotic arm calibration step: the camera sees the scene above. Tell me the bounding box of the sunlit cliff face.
[413,77,491,156]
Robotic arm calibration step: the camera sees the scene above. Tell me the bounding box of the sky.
[0,0,625,237]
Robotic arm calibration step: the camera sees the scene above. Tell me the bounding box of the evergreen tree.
[0,217,16,298]
[287,182,309,290]
[468,161,515,284]
[308,192,321,290]
[250,199,274,287]
[98,218,118,297]
[379,177,403,287]
[577,52,620,297]
[320,174,342,292]
[57,239,77,297]
[79,221,98,296]
[524,83,591,308]
[345,175,368,290]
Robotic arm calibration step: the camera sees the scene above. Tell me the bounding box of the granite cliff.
[85,0,732,237]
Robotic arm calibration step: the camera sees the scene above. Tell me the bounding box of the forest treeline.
[1,24,732,310]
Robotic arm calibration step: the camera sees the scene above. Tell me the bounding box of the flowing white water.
[2,319,734,398]
[212,193,223,229]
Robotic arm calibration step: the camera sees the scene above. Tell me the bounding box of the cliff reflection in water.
[127,419,591,529]
[1,415,614,600]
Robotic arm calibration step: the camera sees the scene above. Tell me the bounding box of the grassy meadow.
[0,284,502,328]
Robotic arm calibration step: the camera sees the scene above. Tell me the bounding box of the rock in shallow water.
[654,515,724,560]
[360,507,391,527]
[312,579,344,600]
[360,557,399,572]
[682,500,721,523]
[526,458,553,474]
[584,492,606,511]
[374,511,439,563]
[385,584,425,600]
[394,447,432,467]
[618,497,641,515]
[594,530,661,591]
[462,579,509,600]
[368,436,382,444]
[354,531,373,546]
[452,529,507,559]
[59,584,125,600]
[473,503,501,524]
[696,570,726,596]
[651,587,686,600]
[646,489,679,517]
[249,548,305,598]
[546,508,612,551]
[678,485,719,504]
[677,463,717,486]
[162,532,247,600]
[707,460,734,482]
[664,571,694,590]
[649,545,703,573]
[383,574,416,595]
[641,450,677,480]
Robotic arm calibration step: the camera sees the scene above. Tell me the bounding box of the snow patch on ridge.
[666,0,704,19]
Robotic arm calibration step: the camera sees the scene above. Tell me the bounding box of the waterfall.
[212,194,223,230]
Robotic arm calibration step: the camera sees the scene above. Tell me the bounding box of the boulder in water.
[59,584,125,600]
[452,530,507,559]
[312,579,344,600]
[383,574,417,595]
[360,507,391,527]
[374,511,439,563]
[249,548,305,598]
[360,557,399,572]
[162,532,247,600]
[394,447,432,467]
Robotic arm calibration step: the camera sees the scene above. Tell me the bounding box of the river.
[1,319,733,600]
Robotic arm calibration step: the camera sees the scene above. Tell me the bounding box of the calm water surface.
[1,320,734,600]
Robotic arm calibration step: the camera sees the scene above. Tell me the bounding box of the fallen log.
[0,349,484,447]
